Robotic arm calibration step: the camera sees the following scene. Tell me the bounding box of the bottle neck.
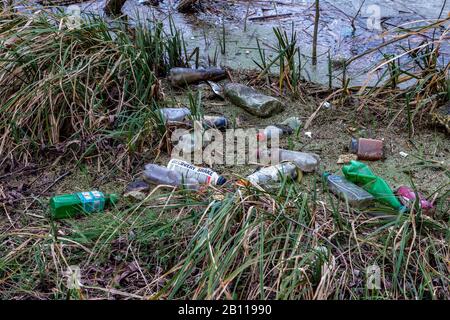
[349,138,359,154]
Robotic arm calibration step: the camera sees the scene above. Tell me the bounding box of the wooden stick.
[248,13,293,21]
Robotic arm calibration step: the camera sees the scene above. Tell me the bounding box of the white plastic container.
[158,107,191,122]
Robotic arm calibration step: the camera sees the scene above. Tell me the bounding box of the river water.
[24,0,450,86]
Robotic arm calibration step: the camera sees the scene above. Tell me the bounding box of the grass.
[0,10,190,166]
[1,174,448,299]
[253,24,302,96]
[349,18,450,131]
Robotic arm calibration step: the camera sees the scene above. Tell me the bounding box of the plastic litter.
[206,80,224,99]
[223,83,285,117]
[169,67,227,86]
[167,159,226,185]
[396,186,434,215]
[342,161,403,210]
[143,163,200,189]
[50,191,119,219]
[258,148,320,173]
[158,107,191,123]
[244,162,299,186]
[280,116,302,131]
[324,173,374,208]
[203,115,229,129]
[257,125,293,141]
[349,137,384,161]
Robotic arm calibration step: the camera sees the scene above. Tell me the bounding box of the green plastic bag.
[342,161,403,210]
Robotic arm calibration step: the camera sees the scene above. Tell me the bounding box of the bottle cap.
[236,179,251,187]
[108,194,119,205]
[216,176,227,186]
[256,132,266,141]
[349,137,358,154]
[322,172,331,178]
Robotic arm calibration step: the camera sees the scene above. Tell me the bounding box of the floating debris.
[223,83,285,118]
[169,67,227,87]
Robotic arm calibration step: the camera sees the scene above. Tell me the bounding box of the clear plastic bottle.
[158,107,191,123]
[258,148,320,172]
[324,173,374,208]
[257,126,292,141]
[175,132,205,153]
[167,159,227,185]
[245,162,298,186]
[280,117,302,131]
[143,164,199,190]
[203,115,229,129]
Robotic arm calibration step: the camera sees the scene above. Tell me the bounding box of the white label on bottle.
[168,159,216,184]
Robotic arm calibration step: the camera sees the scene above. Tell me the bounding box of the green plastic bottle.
[342,161,403,210]
[50,191,119,219]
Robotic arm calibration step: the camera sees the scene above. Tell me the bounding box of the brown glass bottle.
[349,138,384,161]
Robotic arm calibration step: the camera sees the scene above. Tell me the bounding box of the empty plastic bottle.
[245,162,298,186]
[175,132,206,153]
[167,159,226,185]
[342,161,403,210]
[158,107,191,123]
[50,191,119,219]
[396,186,434,215]
[349,138,384,161]
[324,173,374,208]
[143,164,199,189]
[257,125,293,141]
[258,148,320,173]
[280,116,302,131]
[223,83,285,118]
[203,115,229,129]
[169,67,227,86]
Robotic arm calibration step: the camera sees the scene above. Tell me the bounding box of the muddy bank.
[2,74,448,215]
